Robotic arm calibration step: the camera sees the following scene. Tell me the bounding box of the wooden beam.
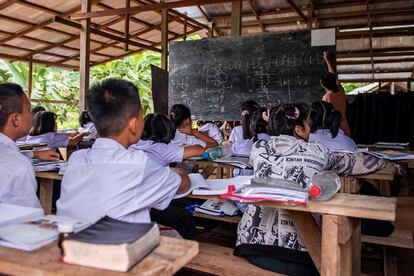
[247,0,265,32]
[231,0,242,36]
[79,0,92,112]
[54,16,162,53]
[0,52,78,70]
[124,0,130,51]
[339,78,412,83]
[284,0,308,22]
[161,8,169,70]
[337,58,414,65]
[0,0,19,10]
[71,0,234,20]
[183,17,188,41]
[337,69,413,74]
[28,57,33,100]
[197,5,220,36]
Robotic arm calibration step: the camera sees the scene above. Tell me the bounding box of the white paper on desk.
[0,215,88,251]
[365,151,414,161]
[32,160,67,172]
[0,204,44,227]
[173,173,253,198]
[213,156,251,169]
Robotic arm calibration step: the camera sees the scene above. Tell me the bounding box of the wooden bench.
[185,242,282,276]
[362,229,414,276]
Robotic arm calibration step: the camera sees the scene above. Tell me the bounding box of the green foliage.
[0,51,160,130]
[342,82,370,94]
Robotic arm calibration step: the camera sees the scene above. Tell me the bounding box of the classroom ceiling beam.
[337,58,414,65]
[284,0,308,22]
[197,5,220,36]
[0,0,20,10]
[231,0,242,36]
[54,16,162,53]
[161,7,169,70]
[339,78,413,83]
[79,0,92,112]
[0,52,78,70]
[70,0,236,20]
[125,0,130,51]
[247,0,265,32]
[337,69,413,74]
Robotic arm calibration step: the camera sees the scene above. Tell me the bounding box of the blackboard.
[169,31,335,120]
[151,65,169,115]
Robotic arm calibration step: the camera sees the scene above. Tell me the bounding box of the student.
[232,107,270,156]
[228,100,260,144]
[26,111,86,148]
[31,106,46,116]
[197,121,223,143]
[57,79,190,224]
[130,113,205,166]
[309,101,357,152]
[0,83,44,208]
[321,51,351,136]
[170,104,218,149]
[235,103,332,275]
[78,110,97,140]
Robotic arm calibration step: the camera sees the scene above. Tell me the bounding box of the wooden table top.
[0,236,198,276]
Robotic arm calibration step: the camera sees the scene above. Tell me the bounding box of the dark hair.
[320,73,339,92]
[79,110,92,127]
[170,104,191,129]
[31,106,46,116]
[267,103,309,136]
[251,108,268,142]
[309,101,342,138]
[0,83,26,131]
[240,100,260,139]
[141,113,175,144]
[86,78,142,137]
[30,111,57,136]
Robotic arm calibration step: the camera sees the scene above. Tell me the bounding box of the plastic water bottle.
[307,171,341,201]
[206,145,232,160]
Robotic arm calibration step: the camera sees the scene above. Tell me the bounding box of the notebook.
[174,173,253,198]
[0,215,87,251]
[0,204,44,227]
[195,200,239,216]
[62,217,160,272]
[213,155,251,169]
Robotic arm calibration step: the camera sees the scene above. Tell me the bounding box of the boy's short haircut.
[86,78,142,137]
[0,83,25,131]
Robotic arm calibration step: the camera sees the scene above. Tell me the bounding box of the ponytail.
[309,101,342,138]
[330,110,342,138]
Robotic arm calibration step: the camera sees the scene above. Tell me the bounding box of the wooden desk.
[184,159,237,179]
[17,143,47,150]
[0,236,198,276]
[188,193,397,276]
[340,167,398,196]
[35,171,62,214]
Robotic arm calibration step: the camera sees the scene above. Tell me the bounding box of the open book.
[0,204,44,227]
[213,155,251,169]
[195,200,239,216]
[32,159,67,172]
[0,215,88,251]
[174,173,253,199]
[365,150,414,161]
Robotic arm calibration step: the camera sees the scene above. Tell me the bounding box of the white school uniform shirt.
[78,122,97,140]
[57,138,181,224]
[309,129,357,152]
[26,132,69,148]
[0,133,41,208]
[129,140,184,167]
[171,130,206,147]
[198,123,223,143]
[228,126,243,143]
[231,133,271,155]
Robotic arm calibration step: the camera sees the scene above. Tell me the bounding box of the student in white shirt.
[227,100,260,144]
[170,104,218,149]
[78,110,97,140]
[197,121,223,143]
[0,83,45,208]
[131,113,205,167]
[26,111,86,148]
[57,79,190,224]
[308,101,357,152]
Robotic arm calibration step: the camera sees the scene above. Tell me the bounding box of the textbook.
[365,150,414,161]
[0,215,87,251]
[174,173,253,198]
[221,178,308,205]
[213,155,251,169]
[32,159,67,171]
[62,217,160,272]
[195,200,239,216]
[374,142,409,150]
[0,204,44,226]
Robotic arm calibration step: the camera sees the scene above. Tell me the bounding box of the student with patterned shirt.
[234,103,333,276]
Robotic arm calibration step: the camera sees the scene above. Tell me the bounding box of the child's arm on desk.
[183,145,206,159]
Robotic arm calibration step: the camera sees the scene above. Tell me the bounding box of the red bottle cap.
[309,185,321,198]
[228,185,236,194]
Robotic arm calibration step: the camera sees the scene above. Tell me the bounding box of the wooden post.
[231,0,242,36]
[124,0,130,51]
[28,56,33,101]
[79,0,92,112]
[183,17,187,41]
[161,7,169,70]
[208,20,215,38]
